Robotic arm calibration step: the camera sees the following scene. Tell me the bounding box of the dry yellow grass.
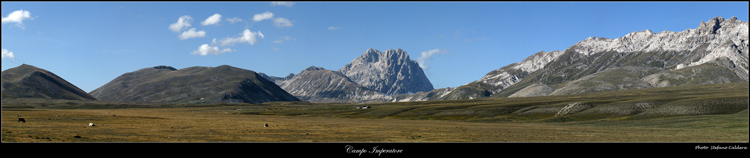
[2,106,746,142]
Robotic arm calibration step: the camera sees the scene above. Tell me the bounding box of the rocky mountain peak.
[304,66,326,71]
[339,48,434,95]
[283,73,295,78]
[383,48,410,61]
[698,16,725,34]
[572,16,747,56]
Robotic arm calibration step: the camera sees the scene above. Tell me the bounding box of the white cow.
[89,123,95,126]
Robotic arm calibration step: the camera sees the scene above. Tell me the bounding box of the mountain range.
[261,48,433,103]
[2,16,746,104]
[395,16,748,101]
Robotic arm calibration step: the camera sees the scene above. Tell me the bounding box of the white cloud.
[417,49,448,70]
[273,40,282,43]
[273,17,293,28]
[283,36,296,41]
[253,12,274,22]
[2,10,33,29]
[218,29,264,46]
[328,26,339,30]
[179,28,206,40]
[2,48,15,61]
[226,17,243,24]
[201,13,222,26]
[191,44,234,56]
[270,2,295,7]
[169,15,192,32]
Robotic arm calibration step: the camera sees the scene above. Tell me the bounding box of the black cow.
[18,118,25,123]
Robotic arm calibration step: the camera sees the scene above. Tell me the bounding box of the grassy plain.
[1,82,748,142]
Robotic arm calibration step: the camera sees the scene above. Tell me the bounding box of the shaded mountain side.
[1,64,97,100]
[273,66,389,103]
[89,65,299,104]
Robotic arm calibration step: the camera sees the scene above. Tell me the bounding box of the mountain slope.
[504,16,748,98]
[272,66,388,103]
[261,48,434,103]
[89,65,299,104]
[1,64,97,100]
[399,16,748,101]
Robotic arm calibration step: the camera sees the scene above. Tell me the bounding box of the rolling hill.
[89,65,299,104]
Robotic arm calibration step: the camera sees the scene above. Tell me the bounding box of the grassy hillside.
[89,65,299,104]
[5,82,747,123]
[249,82,748,122]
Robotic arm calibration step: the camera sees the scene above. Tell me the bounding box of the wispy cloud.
[417,49,448,70]
[273,17,293,28]
[179,28,206,40]
[453,29,487,42]
[191,44,234,56]
[283,36,296,41]
[464,37,488,42]
[328,26,340,30]
[102,49,135,55]
[218,29,264,46]
[2,48,16,62]
[226,17,243,24]
[169,15,192,32]
[271,2,295,7]
[2,10,33,29]
[201,13,222,26]
[272,36,296,44]
[253,11,274,22]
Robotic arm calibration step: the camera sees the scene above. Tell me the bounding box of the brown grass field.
[2,106,747,143]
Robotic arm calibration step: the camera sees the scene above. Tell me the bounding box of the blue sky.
[2,1,748,93]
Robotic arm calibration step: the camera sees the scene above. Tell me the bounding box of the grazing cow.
[89,123,95,127]
[264,123,269,127]
[18,118,25,123]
